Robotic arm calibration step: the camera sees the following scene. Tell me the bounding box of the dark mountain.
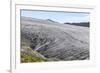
[64,22,90,27]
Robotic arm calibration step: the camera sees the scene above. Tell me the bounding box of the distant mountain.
[21,16,59,25]
[64,22,90,27]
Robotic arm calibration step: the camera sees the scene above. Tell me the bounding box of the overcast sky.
[21,10,90,23]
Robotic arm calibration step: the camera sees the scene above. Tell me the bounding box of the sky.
[21,10,90,23]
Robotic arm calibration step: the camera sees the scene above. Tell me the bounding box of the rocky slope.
[21,16,89,62]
